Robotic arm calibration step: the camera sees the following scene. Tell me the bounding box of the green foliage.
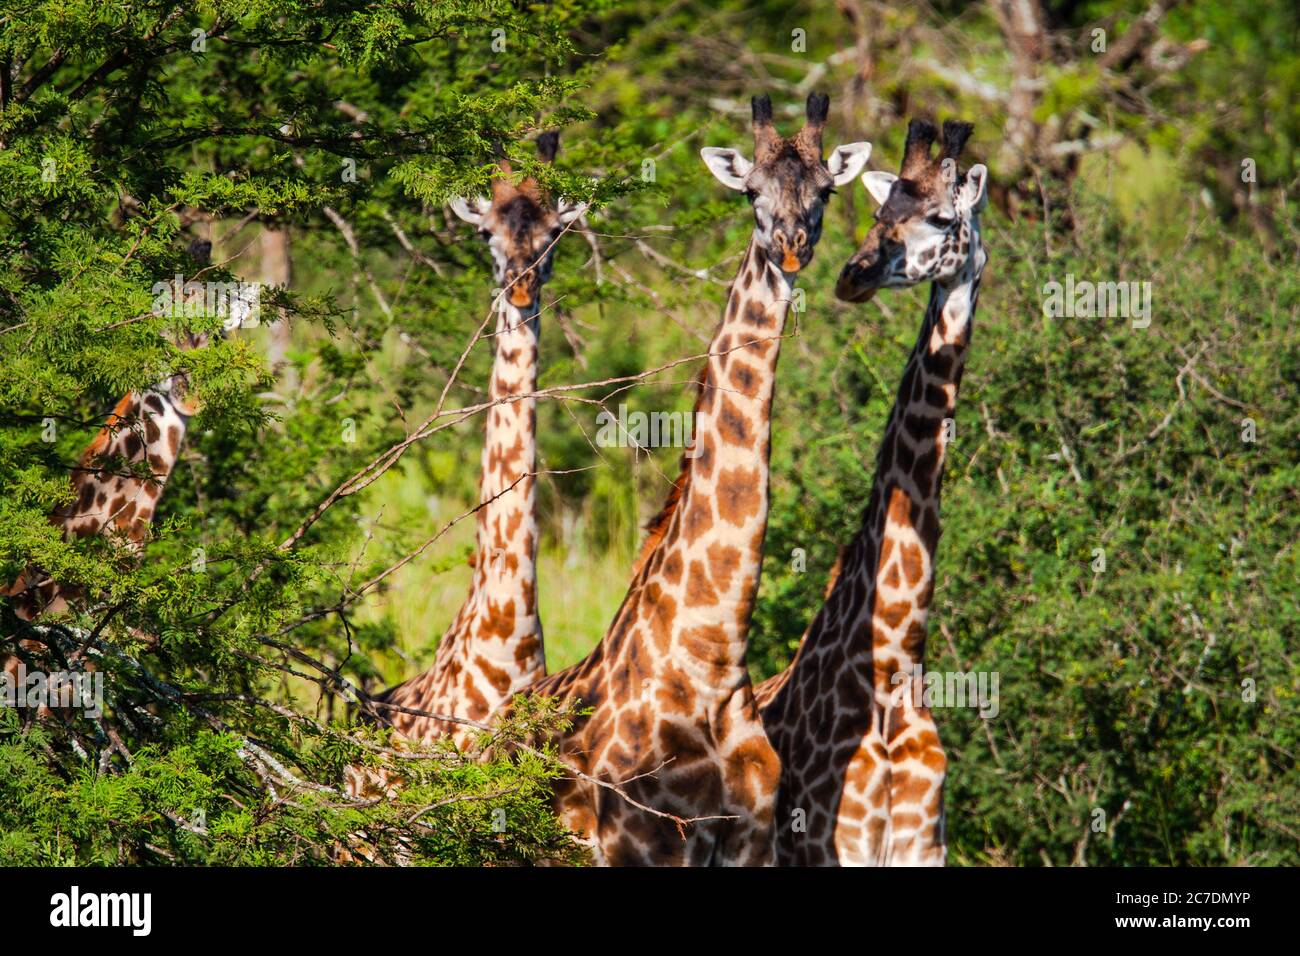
[0,639,586,865]
[0,0,620,865]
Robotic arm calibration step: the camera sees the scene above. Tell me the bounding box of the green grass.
[355,455,634,686]
[370,529,630,676]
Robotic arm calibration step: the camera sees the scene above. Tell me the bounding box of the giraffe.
[3,241,248,676]
[755,118,989,866]
[501,94,872,865]
[2,381,198,623]
[350,132,585,758]
[3,240,244,623]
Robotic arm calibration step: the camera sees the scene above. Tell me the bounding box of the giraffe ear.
[700,147,753,191]
[450,196,491,225]
[826,142,872,186]
[957,164,988,213]
[860,170,898,207]
[556,198,588,225]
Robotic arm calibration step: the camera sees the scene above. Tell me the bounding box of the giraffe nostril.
[795,229,808,249]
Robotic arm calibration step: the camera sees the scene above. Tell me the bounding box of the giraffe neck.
[359,300,547,745]
[450,301,545,677]
[633,238,794,695]
[853,224,986,696]
[8,386,190,620]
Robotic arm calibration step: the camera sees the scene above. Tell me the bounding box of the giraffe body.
[2,241,255,739]
[1,385,193,715]
[345,135,584,811]
[4,240,242,625]
[4,327,208,709]
[524,239,793,865]
[5,371,200,622]
[757,119,989,866]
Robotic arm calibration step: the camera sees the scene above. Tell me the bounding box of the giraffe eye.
[926,215,955,228]
[745,188,758,203]
[819,186,836,202]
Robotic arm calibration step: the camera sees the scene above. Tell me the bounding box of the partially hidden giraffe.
[501,94,872,865]
[3,240,245,623]
[2,383,196,623]
[352,132,586,757]
[755,118,989,866]
[3,241,248,669]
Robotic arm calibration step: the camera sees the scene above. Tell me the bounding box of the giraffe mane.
[627,363,708,579]
[821,547,845,599]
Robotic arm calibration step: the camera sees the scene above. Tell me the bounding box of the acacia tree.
[0,0,628,865]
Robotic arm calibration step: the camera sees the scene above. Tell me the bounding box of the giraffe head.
[836,119,988,302]
[450,132,586,311]
[701,92,871,274]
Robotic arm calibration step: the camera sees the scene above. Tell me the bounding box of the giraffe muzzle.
[835,258,880,303]
[504,270,539,308]
[772,228,810,273]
